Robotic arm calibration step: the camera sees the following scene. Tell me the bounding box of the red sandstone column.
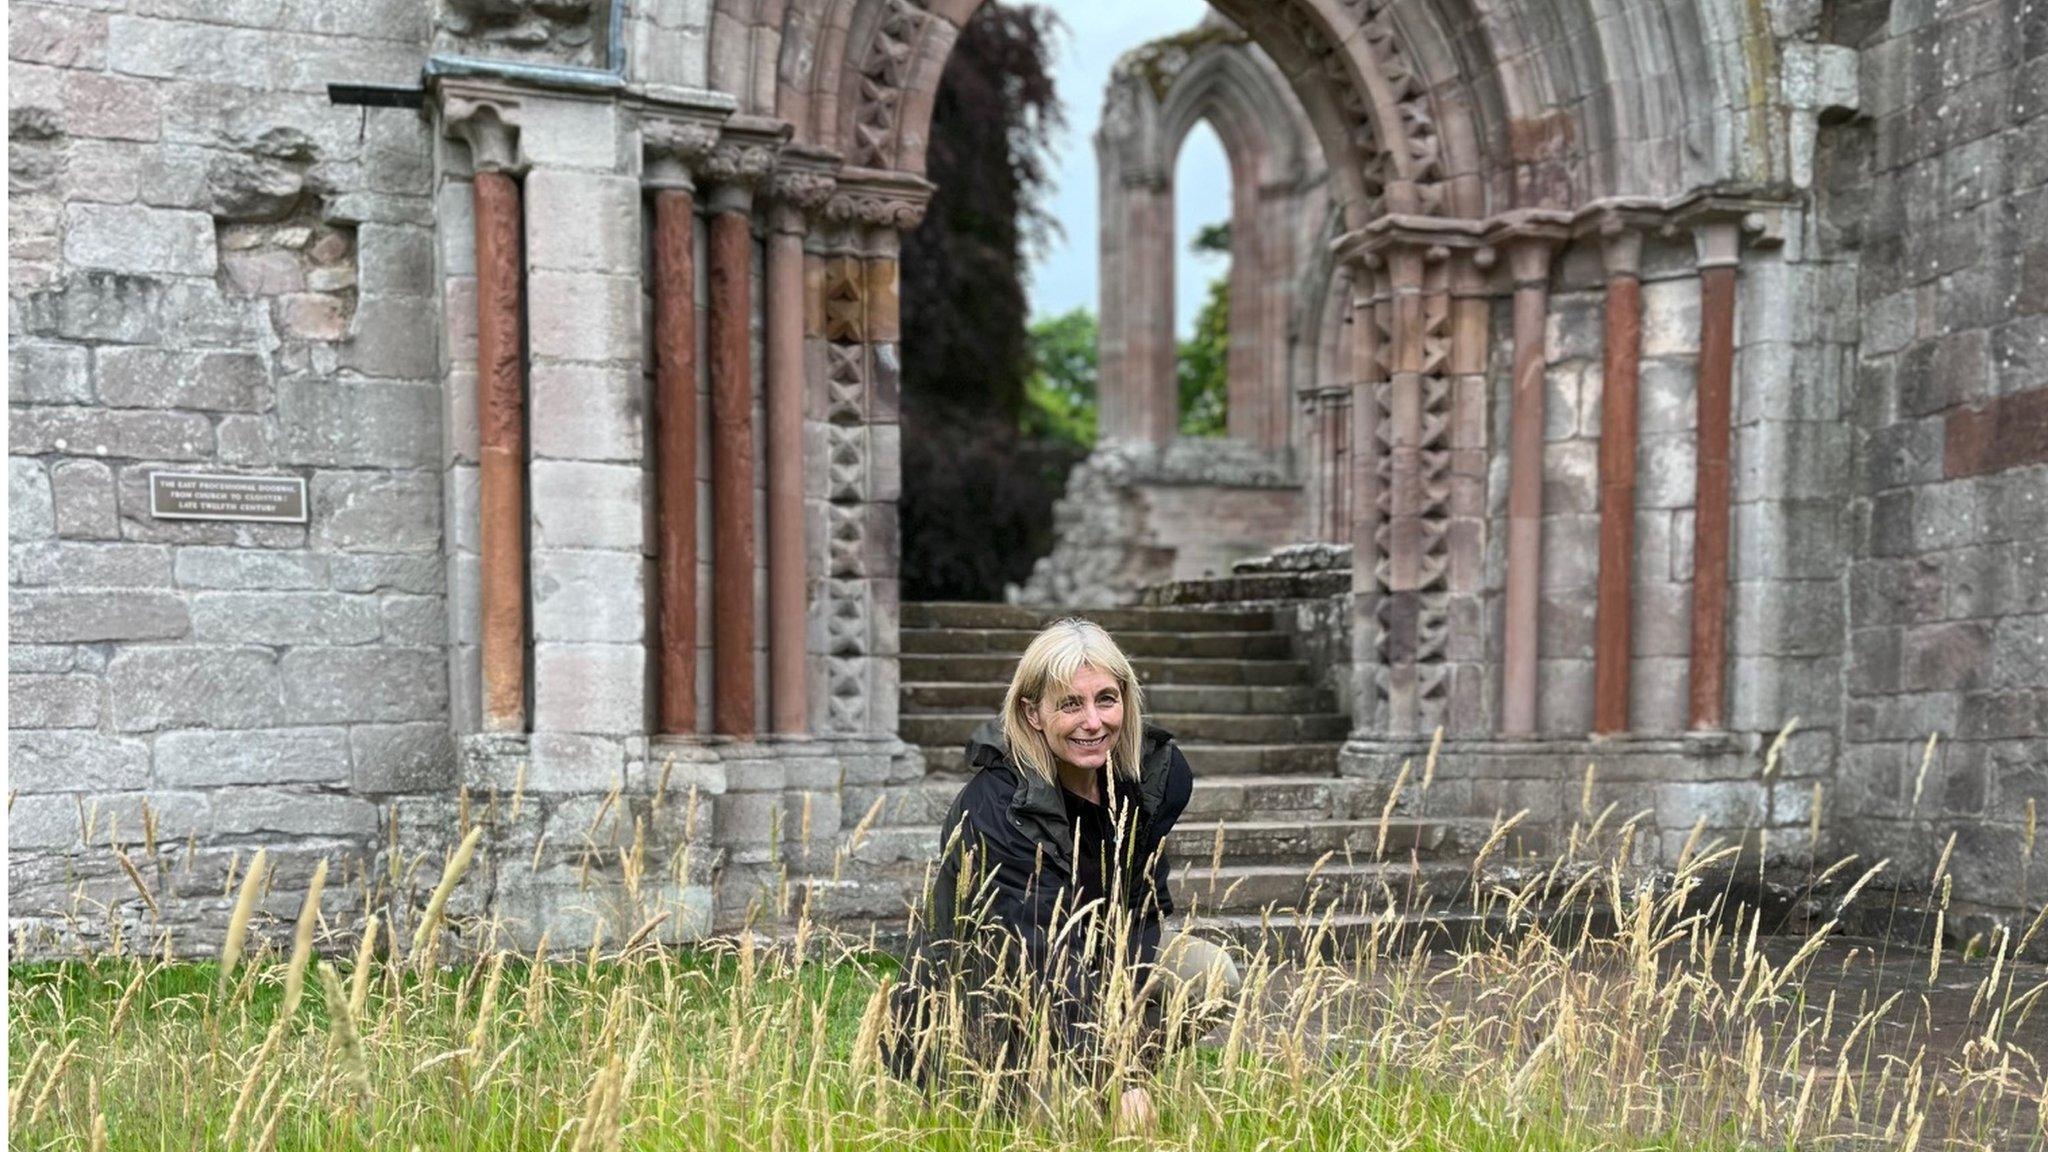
[1690,221,1740,731]
[1594,225,1645,735]
[1501,238,1553,735]
[707,182,758,736]
[473,169,527,732]
[766,199,811,735]
[652,186,699,734]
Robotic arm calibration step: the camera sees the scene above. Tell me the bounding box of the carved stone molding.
[848,0,932,169]
[697,114,792,202]
[441,84,524,174]
[767,144,842,232]
[824,169,934,233]
[642,114,724,191]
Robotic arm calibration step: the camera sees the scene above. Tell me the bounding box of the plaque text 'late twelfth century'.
[149,472,309,524]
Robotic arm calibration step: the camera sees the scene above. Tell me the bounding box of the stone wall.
[1827,0,2048,922]
[9,0,448,950]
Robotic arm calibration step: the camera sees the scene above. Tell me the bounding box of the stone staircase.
[826,602,1489,946]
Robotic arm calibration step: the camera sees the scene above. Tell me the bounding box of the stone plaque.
[149,471,308,524]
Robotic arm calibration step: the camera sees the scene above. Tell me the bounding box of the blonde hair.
[999,618,1146,788]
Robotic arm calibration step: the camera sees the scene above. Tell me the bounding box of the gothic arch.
[1095,21,1321,450]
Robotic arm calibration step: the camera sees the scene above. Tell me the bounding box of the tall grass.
[9,772,2048,1150]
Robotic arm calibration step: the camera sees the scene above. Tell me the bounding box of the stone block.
[9,794,82,850]
[341,294,437,378]
[212,789,380,838]
[61,70,161,141]
[107,644,284,731]
[1535,657,1594,735]
[330,554,443,595]
[277,293,348,341]
[355,223,433,295]
[11,405,214,459]
[1540,440,1598,514]
[1730,580,1843,658]
[10,731,149,792]
[282,646,447,722]
[530,362,643,462]
[530,461,647,550]
[154,727,351,786]
[191,591,383,645]
[312,470,440,553]
[352,721,456,793]
[97,347,270,411]
[10,5,109,67]
[532,549,647,643]
[1626,656,1690,733]
[1640,277,1701,357]
[50,459,119,540]
[534,643,647,734]
[525,171,640,273]
[1734,422,1850,503]
[221,248,305,296]
[1992,614,2048,690]
[380,594,446,646]
[527,272,641,362]
[515,97,619,170]
[1900,620,1994,692]
[11,646,75,674]
[10,459,55,541]
[1630,581,1693,657]
[11,540,172,587]
[1729,655,1843,730]
[173,546,328,589]
[1733,501,1845,580]
[525,731,628,792]
[10,342,92,405]
[65,203,213,275]
[1636,432,1697,510]
[275,378,440,467]
[1863,418,1944,491]
[11,589,188,642]
[1846,690,1960,743]
[9,674,103,729]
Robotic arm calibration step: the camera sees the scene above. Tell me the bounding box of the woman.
[884,617,1241,1129]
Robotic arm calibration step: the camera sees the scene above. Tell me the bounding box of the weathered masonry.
[10,0,2048,954]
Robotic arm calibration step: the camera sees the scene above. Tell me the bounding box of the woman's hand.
[1117,1085,1157,1134]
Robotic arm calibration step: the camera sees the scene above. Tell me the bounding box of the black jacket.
[884,718,1195,1086]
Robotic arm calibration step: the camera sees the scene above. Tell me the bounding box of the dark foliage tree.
[899,2,1069,601]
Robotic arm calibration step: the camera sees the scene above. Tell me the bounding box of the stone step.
[839,817,1457,869]
[900,681,1334,715]
[843,774,1374,830]
[899,711,1350,748]
[901,653,1311,686]
[1170,860,1477,917]
[901,628,1293,660]
[1166,818,1450,864]
[1187,905,1618,958]
[902,602,1274,633]
[913,741,1342,778]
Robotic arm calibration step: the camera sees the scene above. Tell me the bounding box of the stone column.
[700,127,781,737]
[1381,242,1427,735]
[1348,267,1386,731]
[1593,223,1645,735]
[645,120,718,734]
[445,97,528,733]
[1501,237,1554,735]
[1689,220,1741,731]
[1127,175,1177,444]
[765,161,835,735]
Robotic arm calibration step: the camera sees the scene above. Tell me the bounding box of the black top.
[1061,769,1117,913]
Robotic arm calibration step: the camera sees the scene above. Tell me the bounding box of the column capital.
[1336,214,1487,287]
[1484,209,1571,286]
[699,114,793,211]
[641,104,729,192]
[440,82,525,174]
[766,144,842,234]
[1688,217,1744,269]
[823,167,935,234]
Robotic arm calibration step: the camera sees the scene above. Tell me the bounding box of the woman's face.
[1024,664,1124,773]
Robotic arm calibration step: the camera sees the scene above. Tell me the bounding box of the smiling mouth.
[1070,734,1108,750]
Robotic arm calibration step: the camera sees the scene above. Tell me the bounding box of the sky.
[1025,0,1230,338]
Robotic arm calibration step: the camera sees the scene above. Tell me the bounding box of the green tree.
[1021,307,1098,449]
